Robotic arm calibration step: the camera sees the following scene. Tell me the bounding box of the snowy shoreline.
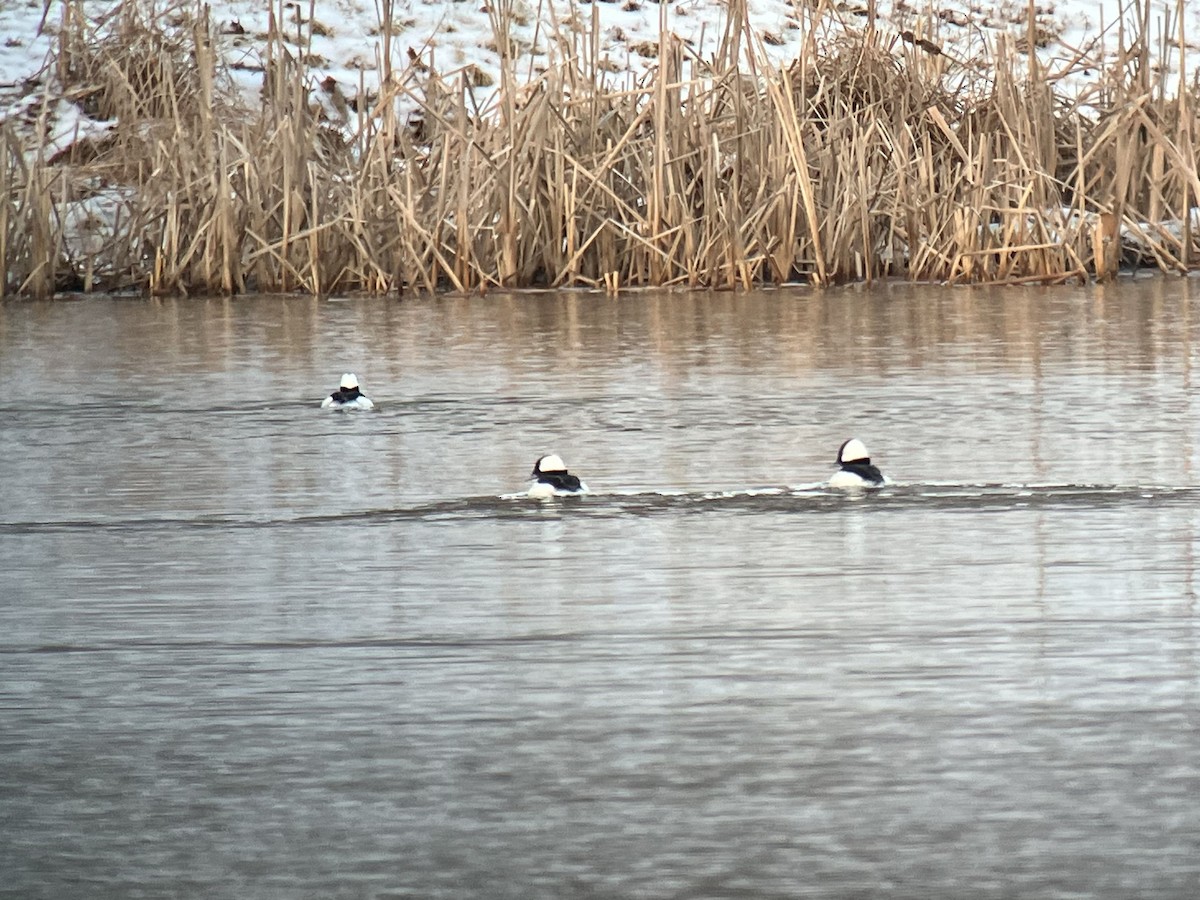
[3,0,1194,136]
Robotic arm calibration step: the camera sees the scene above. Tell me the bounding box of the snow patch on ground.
[5,0,1198,138]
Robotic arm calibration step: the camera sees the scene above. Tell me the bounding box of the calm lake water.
[2,282,1199,898]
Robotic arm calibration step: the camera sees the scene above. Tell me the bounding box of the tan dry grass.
[4,0,1200,296]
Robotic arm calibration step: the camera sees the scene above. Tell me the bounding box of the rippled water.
[2,283,1199,898]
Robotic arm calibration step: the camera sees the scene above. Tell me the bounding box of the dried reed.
[4,0,1200,296]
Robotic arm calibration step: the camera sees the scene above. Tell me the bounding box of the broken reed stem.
[6,0,1200,296]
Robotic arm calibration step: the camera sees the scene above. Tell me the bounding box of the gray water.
[2,282,1199,899]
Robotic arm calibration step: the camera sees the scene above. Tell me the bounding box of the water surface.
[2,282,1199,898]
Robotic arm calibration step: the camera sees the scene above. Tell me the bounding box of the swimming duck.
[321,373,374,410]
[528,454,588,499]
[828,438,885,488]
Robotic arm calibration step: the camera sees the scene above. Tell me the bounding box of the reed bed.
[4,0,1200,296]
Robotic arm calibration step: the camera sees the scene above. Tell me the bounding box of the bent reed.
[3,0,1200,297]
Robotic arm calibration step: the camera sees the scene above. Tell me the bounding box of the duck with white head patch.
[321,373,374,410]
[828,438,885,488]
[528,454,589,499]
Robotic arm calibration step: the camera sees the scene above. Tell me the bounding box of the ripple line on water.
[0,617,1185,657]
[0,483,1196,535]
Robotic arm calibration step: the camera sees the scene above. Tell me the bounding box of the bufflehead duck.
[321,373,374,409]
[828,438,885,488]
[528,454,589,499]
